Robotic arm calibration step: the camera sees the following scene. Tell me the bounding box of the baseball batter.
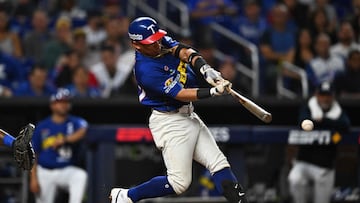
[110,17,248,203]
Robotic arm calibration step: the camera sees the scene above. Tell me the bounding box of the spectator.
[13,65,56,97]
[350,0,360,42]
[66,66,101,98]
[9,0,35,39]
[102,0,123,18]
[288,81,351,203]
[308,8,337,43]
[82,10,107,51]
[58,0,87,26]
[80,10,106,70]
[54,49,99,89]
[30,88,88,203]
[54,50,82,87]
[0,10,23,58]
[90,45,132,97]
[232,0,267,46]
[102,17,123,57]
[217,57,251,95]
[330,21,360,59]
[77,0,100,12]
[334,49,360,98]
[281,0,310,29]
[306,33,345,92]
[309,0,338,31]
[0,51,25,91]
[282,28,315,95]
[117,16,132,52]
[71,28,100,68]
[260,4,296,94]
[41,16,72,70]
[188,0,237,46]
[23,10,51,64]
[293,28,315,69]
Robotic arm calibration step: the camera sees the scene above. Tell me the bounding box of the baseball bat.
[229,88,272,123]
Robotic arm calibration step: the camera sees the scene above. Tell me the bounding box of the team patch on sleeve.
[164,77,177,93]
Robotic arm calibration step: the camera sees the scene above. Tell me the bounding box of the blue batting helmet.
[128,17,167,44]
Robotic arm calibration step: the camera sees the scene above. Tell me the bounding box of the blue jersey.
[32,115,88,169]
[134,36,199,112]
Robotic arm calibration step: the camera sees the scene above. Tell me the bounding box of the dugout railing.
[276,61,309,99]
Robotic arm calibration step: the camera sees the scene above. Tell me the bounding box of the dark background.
[0,95,358,132]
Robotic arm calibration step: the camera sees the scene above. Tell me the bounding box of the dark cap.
[50,88,71,102]
[317,81,334,95]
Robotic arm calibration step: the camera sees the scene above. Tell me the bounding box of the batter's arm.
[175,81,232,102]
[175,88,198,102]
[170,44,200,67]
[171,44,224,86]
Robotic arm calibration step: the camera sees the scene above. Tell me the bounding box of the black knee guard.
[221,180,248,203]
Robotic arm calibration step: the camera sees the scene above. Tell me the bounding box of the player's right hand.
[210,80,232,96]
[200,64,224,86]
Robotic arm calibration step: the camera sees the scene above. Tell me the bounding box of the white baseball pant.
[149,105,230,194]
[288,160,335,203]
[36,165,87,203]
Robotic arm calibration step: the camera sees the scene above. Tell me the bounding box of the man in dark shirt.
[334,49,360,98]
[287,81,351,203]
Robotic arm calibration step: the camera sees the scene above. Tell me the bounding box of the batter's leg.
[192,114,247,203]
[126,113,200,202]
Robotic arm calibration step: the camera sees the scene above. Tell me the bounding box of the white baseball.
[301,119,314,131]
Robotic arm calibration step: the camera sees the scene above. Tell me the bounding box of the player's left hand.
[13,123,35,170]
[200,64,224,86]
[210,80,232,96]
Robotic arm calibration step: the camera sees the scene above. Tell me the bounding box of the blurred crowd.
[0,0,135,99]
[185,0,360,97]
[0,0,359,99]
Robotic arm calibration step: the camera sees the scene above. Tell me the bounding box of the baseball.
[301,119,314,131]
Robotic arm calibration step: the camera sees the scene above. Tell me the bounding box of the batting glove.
[200,64,224,86]
[210,80,232,96]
